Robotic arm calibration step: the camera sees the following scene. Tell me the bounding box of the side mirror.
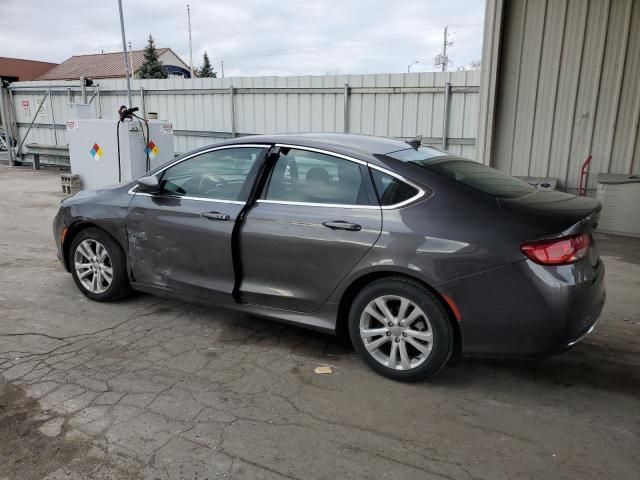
[136,175,161,194]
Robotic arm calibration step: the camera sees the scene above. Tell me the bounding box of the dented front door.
[126,195,242,300]
[125,145,268,301]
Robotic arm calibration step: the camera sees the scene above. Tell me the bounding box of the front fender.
[53,186,132,271]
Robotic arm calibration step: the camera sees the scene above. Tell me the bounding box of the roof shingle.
[37,49,171,80]
[0,57,58,81]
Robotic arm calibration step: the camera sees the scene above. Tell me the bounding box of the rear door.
[126,145,269,300]
[239,146,382,313]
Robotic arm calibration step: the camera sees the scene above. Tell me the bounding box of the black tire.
[69,227,131,302]
[348,277,454,382]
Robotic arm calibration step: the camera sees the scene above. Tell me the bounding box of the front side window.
[264,148,369,205]
[159,147,264,201]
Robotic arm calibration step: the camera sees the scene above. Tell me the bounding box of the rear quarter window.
[370,169,422,206]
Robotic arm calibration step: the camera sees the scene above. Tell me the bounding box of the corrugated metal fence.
[3,71,480,163]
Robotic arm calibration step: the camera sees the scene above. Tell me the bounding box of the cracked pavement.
[0,165,639,479]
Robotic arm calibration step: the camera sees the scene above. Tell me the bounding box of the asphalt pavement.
[1,166,638,480]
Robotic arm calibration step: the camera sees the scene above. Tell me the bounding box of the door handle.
[322,221,362,231]
[201,211,231,221]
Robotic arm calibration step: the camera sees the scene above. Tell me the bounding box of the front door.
[239,147,382,313]
[126,145,269,300]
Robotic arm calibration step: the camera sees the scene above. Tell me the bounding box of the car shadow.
[234,311,639,398]
[432,346,640,398]
[134,295,639,398]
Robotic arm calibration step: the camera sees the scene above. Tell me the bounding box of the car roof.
[214,133,424,167]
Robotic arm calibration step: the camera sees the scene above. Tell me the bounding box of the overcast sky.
[0,0,485,76]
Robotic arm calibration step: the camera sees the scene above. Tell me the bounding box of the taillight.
[521,233,591,265]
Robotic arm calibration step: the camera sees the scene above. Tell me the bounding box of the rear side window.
[417,159,535,199]
[371,169,420,206]
[264,148,370,205]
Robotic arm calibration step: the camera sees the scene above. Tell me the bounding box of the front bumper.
[53,208,68,269]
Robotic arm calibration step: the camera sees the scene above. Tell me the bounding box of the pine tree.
[197,51,216,78]
[138,35,167,79]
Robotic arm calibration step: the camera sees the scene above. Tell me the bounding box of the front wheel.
[70,228,131,302]
[348,277,454,382]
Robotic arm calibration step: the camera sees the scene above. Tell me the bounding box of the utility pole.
[440,26,453,72]
[128,41,134,77]
[117,0,133,107]
[221,60,224,78]
[187,4,194,78]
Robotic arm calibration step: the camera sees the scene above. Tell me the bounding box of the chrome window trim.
[127,142,428,210]
[368,163,428,210]
[130,192,245,204]
[271,143,427,210]
[127,143,271,199]
[256,199,379,210]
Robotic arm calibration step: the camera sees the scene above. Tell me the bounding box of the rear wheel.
[349,277,453,382]
[70,228,130,302]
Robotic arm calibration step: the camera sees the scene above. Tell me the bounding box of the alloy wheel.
[359,295,433,370]
[73,239,113,294]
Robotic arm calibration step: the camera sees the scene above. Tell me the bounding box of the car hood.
[62,183,131,206]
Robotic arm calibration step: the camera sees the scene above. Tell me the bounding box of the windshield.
[387,148,536,199]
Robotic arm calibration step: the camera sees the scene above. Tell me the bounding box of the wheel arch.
[335,270,462,359]
[62,221,126,272]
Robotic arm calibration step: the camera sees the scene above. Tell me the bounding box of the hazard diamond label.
[145,141,159,159]
[90,143,103,161]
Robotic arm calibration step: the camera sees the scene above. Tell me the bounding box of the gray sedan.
[54,134,605,381]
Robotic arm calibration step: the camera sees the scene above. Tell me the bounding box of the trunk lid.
[498,190,601,234]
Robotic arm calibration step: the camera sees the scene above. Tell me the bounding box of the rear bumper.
[442,257,606,356]
[567,319,598,348]
[543,258,606,354]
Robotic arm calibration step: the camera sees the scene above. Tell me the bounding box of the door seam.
[231,145,279,302]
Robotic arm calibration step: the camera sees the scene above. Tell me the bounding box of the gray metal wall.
[5,71,480,162]
[486,0,640,192]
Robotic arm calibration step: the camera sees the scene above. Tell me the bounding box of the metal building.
[477,0,640,194]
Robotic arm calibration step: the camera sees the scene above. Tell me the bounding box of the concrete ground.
[0,165,638,480]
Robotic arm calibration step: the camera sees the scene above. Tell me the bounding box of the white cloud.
[0,0,485,76]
